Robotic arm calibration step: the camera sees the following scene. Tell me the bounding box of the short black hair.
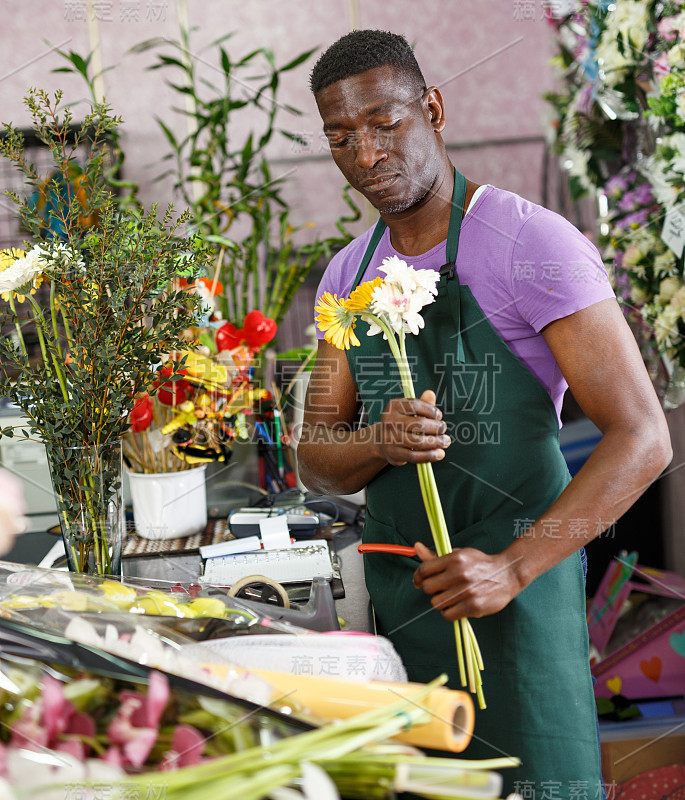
[310,29,426,96]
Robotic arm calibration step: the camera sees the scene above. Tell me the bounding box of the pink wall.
[1,0,559,243]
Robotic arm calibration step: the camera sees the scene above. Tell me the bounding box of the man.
[297,29,671,797]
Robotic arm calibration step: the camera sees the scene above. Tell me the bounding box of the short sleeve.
[509,208,616,334]
[314,228,376,339]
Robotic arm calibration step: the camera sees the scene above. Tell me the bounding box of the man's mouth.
[360,174,398,191]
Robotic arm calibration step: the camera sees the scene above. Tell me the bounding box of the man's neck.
[381,165,479,258]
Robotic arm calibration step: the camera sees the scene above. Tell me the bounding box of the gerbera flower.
[0,247,45,303]
[378,255,440,297]
[315,291,360,349]
[346,277,383,312]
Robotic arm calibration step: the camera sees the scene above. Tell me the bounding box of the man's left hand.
[412,541,522,620]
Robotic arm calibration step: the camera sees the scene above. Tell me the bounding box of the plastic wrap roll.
[201,662,474,752]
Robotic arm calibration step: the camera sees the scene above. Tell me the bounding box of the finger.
[390,396,443,421]
[430,585,470,618]
[381,413,447,445]
[414,541,435,562]
[404,431,451,452]
[405,417,448,436]
[413,544,447,587]
[403,446,448,464]
[420,388,437,406]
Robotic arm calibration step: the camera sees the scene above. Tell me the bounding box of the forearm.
[296,422,388,495]
[413,419,671,621]
[505,418,672,591]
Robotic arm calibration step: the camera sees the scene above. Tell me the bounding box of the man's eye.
[377,120,400,131]
[328,137,348,149]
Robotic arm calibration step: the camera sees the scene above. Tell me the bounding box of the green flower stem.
[49,278,64,361]
[329,751,519,771]
[8,295,28,363]
[360,312,485,709]
[28,295,69,405]
[322,750,520,799]
[139,709,428,800]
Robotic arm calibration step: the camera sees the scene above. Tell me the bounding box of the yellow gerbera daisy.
[315,291,360,350]
[346,277,383,312]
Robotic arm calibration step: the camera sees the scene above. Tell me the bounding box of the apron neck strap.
[351,219,387,290]
[350,167,468,291]
[446,168,467,267]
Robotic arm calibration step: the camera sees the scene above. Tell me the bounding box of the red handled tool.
[358,543,417,556]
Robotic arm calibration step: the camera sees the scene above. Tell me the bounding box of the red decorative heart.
[215,322,244,352]
[242,310,277,348]
[639,656,662,683]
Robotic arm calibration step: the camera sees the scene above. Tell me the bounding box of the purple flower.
[621,209,650,227]
[634,183,654,205]
[577,86,595,116]
[605,175,628,197]
[618,190,639,212]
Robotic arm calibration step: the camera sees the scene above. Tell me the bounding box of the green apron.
[346,171,602,798]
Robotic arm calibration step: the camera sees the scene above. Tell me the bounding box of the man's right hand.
[378,389,451,466]
[298,341,451,495]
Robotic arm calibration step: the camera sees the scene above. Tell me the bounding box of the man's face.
[315,65,443,215]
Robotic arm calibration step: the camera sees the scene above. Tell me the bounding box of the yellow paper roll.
[202,662,474,753]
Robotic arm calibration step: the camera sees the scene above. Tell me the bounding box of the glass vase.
[46,440,124,576]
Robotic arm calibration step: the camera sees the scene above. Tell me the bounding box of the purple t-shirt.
[315,185,616,424]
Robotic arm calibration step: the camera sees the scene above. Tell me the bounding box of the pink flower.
[105,671,169,769]
[159,725,206,770]
[654,52,671,77]
[106,697,158,768]
[658,16,679,43]
[10,703,48,750]
[10,675,96,761]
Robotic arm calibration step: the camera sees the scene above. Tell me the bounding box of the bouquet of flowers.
[316,256,485,709]
[0,653,515,800]
[0,90,212,574]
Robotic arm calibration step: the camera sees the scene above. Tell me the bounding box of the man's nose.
[354,131,387,169]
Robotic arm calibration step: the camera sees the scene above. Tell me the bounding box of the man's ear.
[424,86,446,133]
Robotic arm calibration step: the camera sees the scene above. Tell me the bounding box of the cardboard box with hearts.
[589,553,685,700]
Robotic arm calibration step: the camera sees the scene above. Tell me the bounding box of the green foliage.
[0,91,213,572]
[646,72,685,129]
[132,28,356,328]
[0,90,210,447]
[51,45,141,209]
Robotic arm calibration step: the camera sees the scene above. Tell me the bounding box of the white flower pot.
[127,466,207,540]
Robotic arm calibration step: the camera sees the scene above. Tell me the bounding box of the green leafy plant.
[0,89,212,572]
[132,27,356,328]
[51,45,141,210]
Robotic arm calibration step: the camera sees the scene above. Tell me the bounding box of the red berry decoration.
[215,322,244,352]
[130,394,153,432]
[242,310,277,348]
